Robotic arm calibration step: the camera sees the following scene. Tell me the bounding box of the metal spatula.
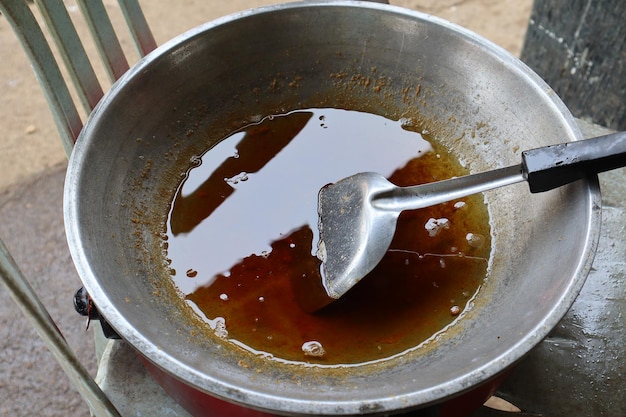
[316,131,626,301]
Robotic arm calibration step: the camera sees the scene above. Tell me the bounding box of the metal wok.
[64,2,600,416]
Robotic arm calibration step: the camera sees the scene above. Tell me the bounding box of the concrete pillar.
[521,0,625,130]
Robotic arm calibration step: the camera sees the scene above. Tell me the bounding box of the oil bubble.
[316,241,327,262]
[210,317,228,339]
[399,117,416,128]
[466,233,485,248]
[190,155,202,165]
[302,341,326,357]
[225,172,249,185]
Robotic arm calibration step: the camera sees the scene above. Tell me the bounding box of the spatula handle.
[522,131,626,193]
[379,164,525,212]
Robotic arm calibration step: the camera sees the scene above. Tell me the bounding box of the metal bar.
[0,238,122,417]
[0,0,81,155]
[118,0,157,57]
[35,0,105,113]
[76,0,130,82]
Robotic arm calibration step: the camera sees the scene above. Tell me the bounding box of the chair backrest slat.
[76,0,130,82]
[118,0,157,57]
[0,0,157,154]
[0,2,155,414]
[36,0,104,114]
[0,0,81,155]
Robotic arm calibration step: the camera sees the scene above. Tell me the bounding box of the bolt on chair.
[0,1,157,416]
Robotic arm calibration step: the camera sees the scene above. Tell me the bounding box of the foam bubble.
[302,341,326,357]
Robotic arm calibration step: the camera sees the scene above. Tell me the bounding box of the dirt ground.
[0,1,531,416]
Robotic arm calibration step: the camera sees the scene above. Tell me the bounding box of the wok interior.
[65,3,597,414]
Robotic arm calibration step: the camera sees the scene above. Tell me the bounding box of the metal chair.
[0,0,156,155]
[0,1,156,416]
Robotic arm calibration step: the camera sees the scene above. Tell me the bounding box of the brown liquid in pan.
[164,108,491,365]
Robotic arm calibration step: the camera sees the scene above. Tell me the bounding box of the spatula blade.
[316,172,399,300]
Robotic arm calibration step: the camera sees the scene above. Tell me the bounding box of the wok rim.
[64,1,602,414]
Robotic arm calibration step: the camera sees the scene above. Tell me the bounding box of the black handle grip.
[522,131,626,193]
[74,287,121,339]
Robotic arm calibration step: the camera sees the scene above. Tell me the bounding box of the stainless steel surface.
[318,131,626,300]
[64,2,601,415]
